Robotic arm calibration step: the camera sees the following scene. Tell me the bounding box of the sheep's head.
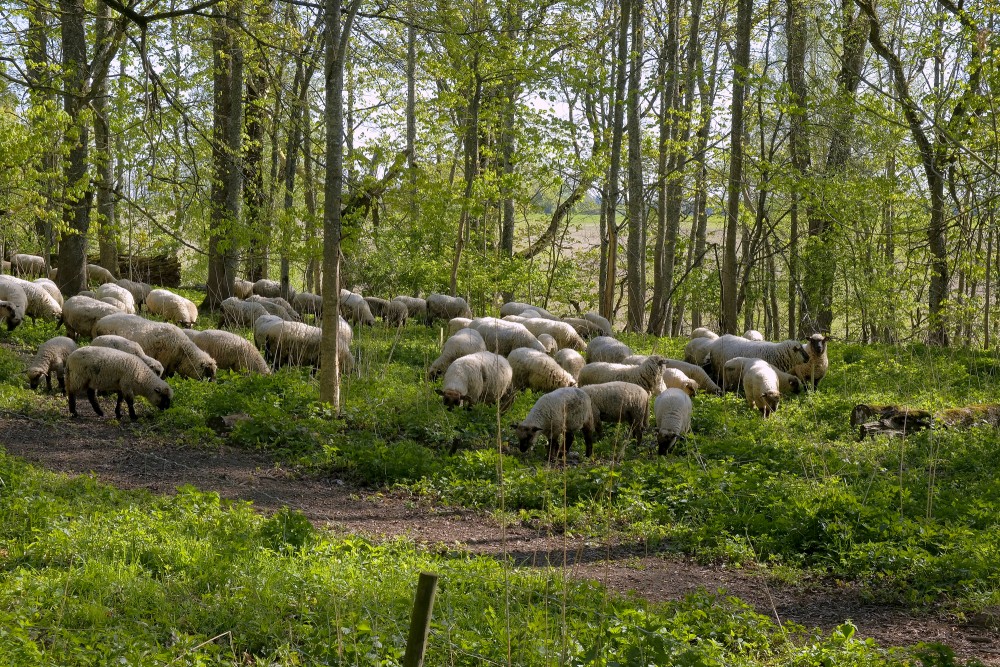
[25,368,46,390]
[151,384,173,410]
[656,430,682,455]
[436,388,467,410]
[512,422,543,452]
[805,333,829,358]
[789,376,804,394]
[0,302,14,328]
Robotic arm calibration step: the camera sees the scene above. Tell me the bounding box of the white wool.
[536,333,558,355]
[662,368,698,396]
[93,313,217,380]
[65,346,173,420]
[743,330,765,341]
[438,351,512,409]
[146,289,198,328]
[690,327,718,340]
[507,347,577,392]
[660,358,723,395]
[653,388,693,455]
[706,334,809,378]
[553,348,586,380]
[91,334,165,377]
[791,333,830,390]
[513,387,596,458]
[683,337,714,365]
[427,293,473,321]
[26,336,77,391]
[428,328,486,379]
[579,381,649,447]
[96,283,137,314]
[187,329,270,375]
[578,356,667,396]
[722,356,802,395]
[586,336,632,363]
[466,317,546,356]
[499,301,559,320]
[339,291,375,326]
[61,295,121,339]
[743,358,781,417]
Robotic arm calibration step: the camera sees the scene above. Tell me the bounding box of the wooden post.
[402,572,438,667]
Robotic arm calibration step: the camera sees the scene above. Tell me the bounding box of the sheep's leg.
[630,418,644,448]
[126,397,138,421]
[564,431,575,457]
[114,393,125,420]
[582,427,595,458]
[45,374,52,392]
[68,392,77,417]
[86,388,104,417]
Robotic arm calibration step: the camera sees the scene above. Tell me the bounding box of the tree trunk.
[448,65,482,296]
[602,0,630,321]
[244,58,268,282]
[625,0,645,331]
[27,3,56,272]
[786,0,810,337]
[406,3,418,225]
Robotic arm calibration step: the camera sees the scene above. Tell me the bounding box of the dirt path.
[1,414,997,663]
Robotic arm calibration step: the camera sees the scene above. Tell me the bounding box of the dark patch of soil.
[1,413,997,663]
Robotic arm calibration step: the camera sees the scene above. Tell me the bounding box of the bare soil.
[1,412,998,663]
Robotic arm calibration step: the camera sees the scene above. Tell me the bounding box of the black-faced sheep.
[427,327,486,380]
[507,347,577,392]
[706,334,809,379]
[791,333,830,390]
[578,356,668,396]
[93,313,217,380]
[0,279,28,329]
[61,295,121,339]
[340,291,376,326]
[427,293,473,321]
[25,336,78,392]
[722,356,802,395]
[580,381,649,448]
[91,335,166,377]
[513,386,596,459]
[660,359,723,396]
[654,388,692,455]
[585,336,632,363]
[436,350,513,410]
[146,289,198,328]
[65,346,173,420]
[0,275,61,323]
[364,297,408,326]
[743,358,780,417]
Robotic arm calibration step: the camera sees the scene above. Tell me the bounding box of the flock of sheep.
[2,251,830,461]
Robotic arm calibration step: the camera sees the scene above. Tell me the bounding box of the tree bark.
[26,3,56,272]
[625,0,645,331]
[602,0,630,321]
[785,0,810,337]
[448,64,482,296]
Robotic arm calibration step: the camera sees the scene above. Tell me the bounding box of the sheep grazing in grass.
[583,312,613,336]
[255,315,354,373]
[91,335,165,377]
[561,317,605,340]
[25,336,78,392]
[116,278,153,309]
[743,358,780,417]
[96,283,136,314]
[554,348,586,381]
[427,327,486,380]
[662,368,698,397]
[792,333,830,390]
[1,260,9,273]
[654,388,692,455]
[0,302,16,331]
[247,294,301,322]
[87,264,116,285]
[503,316,586,352]
[690,327,718,340]
[364,297,408,327]
[185,329,270,375]
[233,278,254,299]
[253,278,292,299]
[499,301,559,320]
[705,334,809,379]
[580,381,649,448]
[537,333,558,355]
[65,346,173,420]
[579,355,669,396]
[513,387,596,459]
[722,356,802,395]
[437,350,513,410]
[392,296,429,324]
[744,330,765,341]
[586,336,632,363]
[60,296,121,340]
[93,313,217,380]
[660,358,723,396]
[0,275,61,324]
[340,290,376,326]
[467,317,546,356]
[427,293,473,321]
[146,289,198,328]
[448,317,472,335]
[220,297,272,328]
[0,279,28,330]
[683,336,714,366]
[11,254,46,278]
[33,278,63,307]
[507,347,577,392]
[292,292,323,319]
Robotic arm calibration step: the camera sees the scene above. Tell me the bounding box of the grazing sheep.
[554,348,586,381]
[186,329,270,375]
[654,388,693,455]
[33,278,63,306]
[436,350,513,410]
[92,313,217,380]
[706,334,809,379]
[583,312,613,336]
[116,278,153,309]
[585,336,633,363]
[660,359,723,396]
[791,333,830,390]
[427,293,473,321]
[25,336,77,392]
[65,346,173,420]
[662,368,698,397]
[507,347,577,392]
[744,329,765,341]
[96,283,136,314]
[0,279,27,330]
[578,355,669,396]
[364,296,408,326]
[87,264,116,285]
[392,296,429,324]
[292,292,323,319]
[690,327,718,340]
[253,278,292,299]
[220,297,272,328]
[504,315,586,351]
[580,381,649,447]
[1,260,9,273]
[60,296,121,339]
[466,317,546,356]
[743,358,781,417]
[146,289,198,328]
[0,302,15,330]
[11,254,46,278]
[247,294,301,321]
[448,317,472,335]
[561,317,605,340]
[513,387,596,459]
[0,275,61,323]
[340,290,376,326]
[427,327,486,380]
[683,336,714,365]
[233,278,255,299]
[255,316,354,373]
[91,335,165,377]
[722,356,802,395]
[537,333,558,355]
[499,301,559,320]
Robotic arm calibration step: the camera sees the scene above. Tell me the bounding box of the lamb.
[722,356,802,395]
[791,333,830,390]
[507,347,577,392]
[233,278,255,299]
[11,253,46,278]
[25,336,78,392]
[340,290,376,326]
[466,317,546,356]
[578,355,669,396]
[185,329,270,375]
[537,333,558,355]
[683,336,714,365]
[706,334,809,378]
[653,388,693,455]
[690,327,719,340]
[65,346,173,420]
[292,292,323,319]
[583,312,613,336]
[743,358,781,417]
[364,296,408,326]
[427,327,486,380]
[512,387,596,459]
[87,264,116,285]
[33,278,63,306]
[0,275,61,323]
[96,283,136,314]
[90,335,165,377]
[554,348,586,381]
[247,294,301,321]
[116,278,153,309]
[220,297,272,328]
[744,329,765,341]
[60,296,121,339]
[436,350,513,410]
[146,289,199,328]
[660,359,723,396]
[427,293,473,321]
[392,296,429,324]
[93,313,217,380]
[448,317,472,335]
[580,381,649,448]
[585,336,632,363]
[499,301,559,320]
[0,279,27,330]
[503,315,586,351]
[561,317,605,340]
[662,368,698,397]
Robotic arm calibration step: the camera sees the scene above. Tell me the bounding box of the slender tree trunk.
[602,0,629,321]
[406,3,417,225]
[244,59,268,282]
[27,4,56,272]
[304,94,320,292]
[625,0,645,331]
[449,66,482,295]
[786,0,810,337]
[92,1,117,276]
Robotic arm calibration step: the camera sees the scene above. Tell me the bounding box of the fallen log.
[851,403,1000,440]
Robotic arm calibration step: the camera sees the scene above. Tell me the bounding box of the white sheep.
[1,259,9,273]
[0,279,27,330]
[578,355,669,396]
[11,254,46,278]
[683,336,714,365]
[0,301,17,331]
[186,329,270,375]
[507,347,577,393]
[662,368,698,397]
[292,292,323,319]
[116,278,153,309]
[427,327,486,380]
[561,317,605,340]
[255,315,354,373]
[96,283,137,314]
[33,278,63,306]
[220,297,272,328]
[706,334,809,379]
[791,333,830,390]
[392,296,429,324]
[743,358,781,417]
[65,346,173,420]
[499,301,559,320]
[580,381,649,447]
[233,278,255,299]
[537,333,558,355]
[87,264,116,285]
[744,330,765,341]
[583,312,613,336]
[90,334,165,377]
[503,315,586,351]
[448,317,472,335]
[466,317,546,356]
[585,336,632,363]
[661,359,723,396]
[653,388,692,455]
[436,350,513,410]
[722,356,802,395]
[427,293,473,321]
[364,296,408,326]
[512,386,596,459]
[146,289,198,328]
[553,348,586,381]
[93,313,217,380]
[25,336,78,392]
[247,294,301,322]
[253,278,293,299]
[61,295,121,339]
[0,275,61,323]
[340,290,376,326]
[690,327,719,340]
